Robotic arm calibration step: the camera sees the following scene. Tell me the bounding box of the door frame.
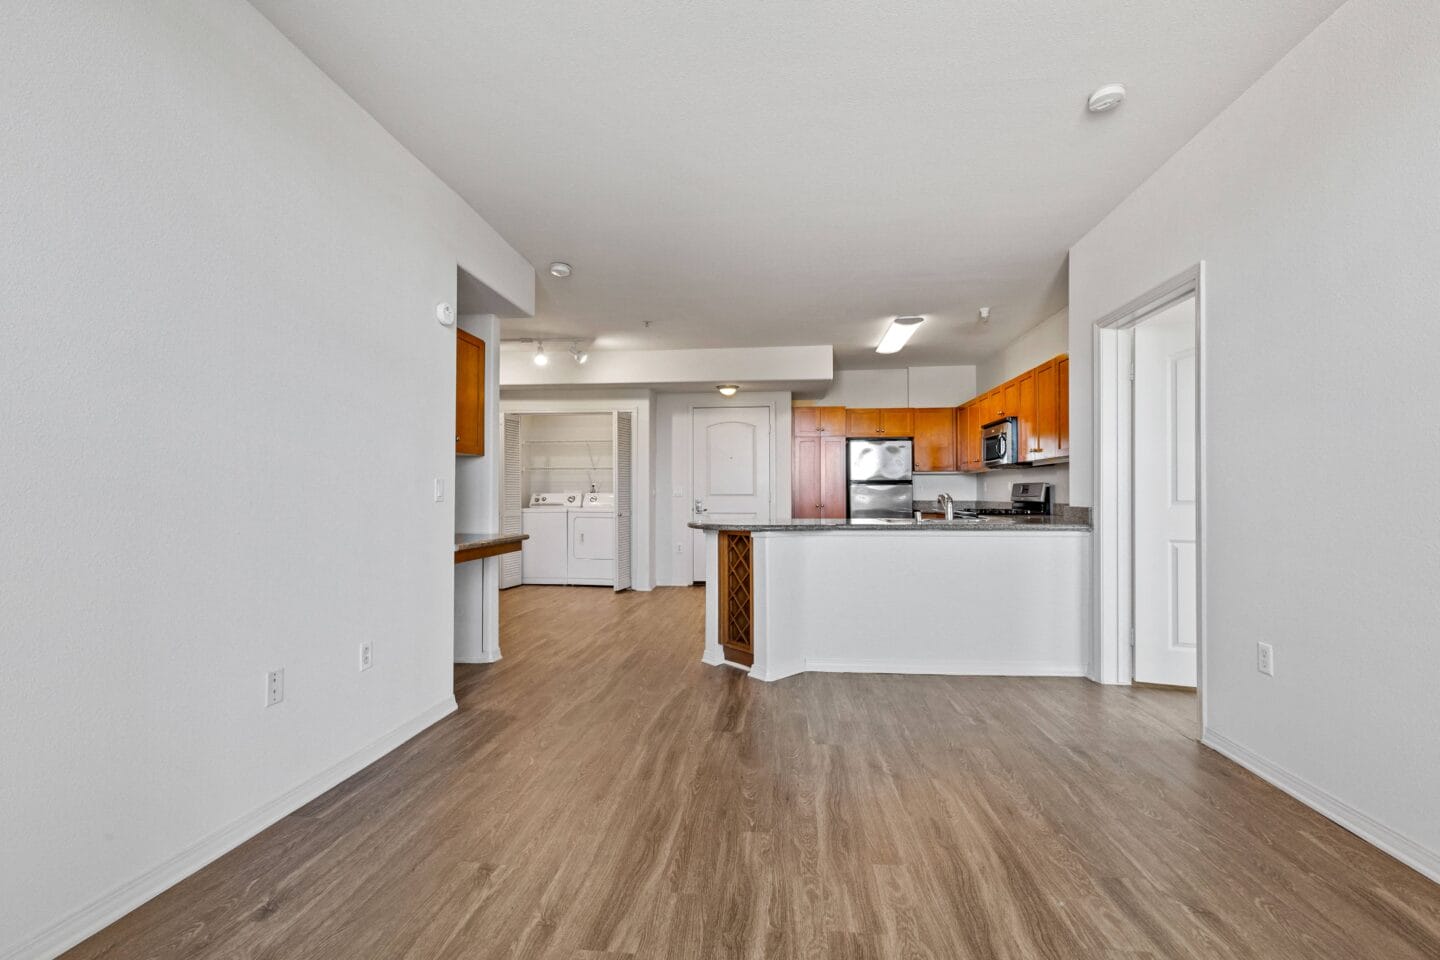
[498,398,651,591]
[689,401,780,581]
[1091,263,1207,731]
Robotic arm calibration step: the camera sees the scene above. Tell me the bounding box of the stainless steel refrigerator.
[847,438,914,520]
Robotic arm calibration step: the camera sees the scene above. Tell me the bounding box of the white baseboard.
[454,649,501,664]
[1202,727,1440,885]
[5,697,458,960]
[803,659,1088,677]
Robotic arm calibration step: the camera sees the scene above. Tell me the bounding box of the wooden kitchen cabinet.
[845,408,881,436]
[791,435,823,518]
[792,433,848,517]
[1015,370,1037,460]
[793,405,846,436]
[912,408,956,472]
[845,407,914,437]
[1031,359,1060,461]
[953,353,1069,471]
[455,328,485,456]
[820,436,846,518]
[1057,356,1070,456]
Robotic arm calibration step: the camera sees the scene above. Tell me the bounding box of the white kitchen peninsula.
[690,518,1090,681]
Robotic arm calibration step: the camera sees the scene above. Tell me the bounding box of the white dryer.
[521,491,580,584]
[567,492,615,586]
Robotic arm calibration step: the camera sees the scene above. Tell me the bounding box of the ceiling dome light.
[533,341,549,366]
[549,261,573,278]
[1087,83,1127,113]
[875,316,925,355]
[716,384,739,397]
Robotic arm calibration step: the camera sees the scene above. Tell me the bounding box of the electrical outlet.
[266,668,284,706]
[1257,642,1274,677]
[359,641,373,672]
[433,478,446,502]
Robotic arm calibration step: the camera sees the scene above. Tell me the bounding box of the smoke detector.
[1087,84,1127,114]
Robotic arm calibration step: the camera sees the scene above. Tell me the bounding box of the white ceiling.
[252,0,1344,368]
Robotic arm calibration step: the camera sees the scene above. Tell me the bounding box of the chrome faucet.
[937,492,955,521]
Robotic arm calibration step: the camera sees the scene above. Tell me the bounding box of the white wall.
[1068,0,1440,879]
[517,413,616,502]
[654,393,793,585]
[975,309,1068,391]
[0,4,532,957]
[796,364,978,407]
[500,343,832,390]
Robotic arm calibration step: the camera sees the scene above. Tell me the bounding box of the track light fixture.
[533,341,548,366]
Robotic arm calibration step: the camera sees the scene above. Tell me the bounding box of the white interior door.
[1134,298,1198,687]
[691,406,771,581]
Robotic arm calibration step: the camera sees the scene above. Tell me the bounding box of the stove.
[972,482,1052,517]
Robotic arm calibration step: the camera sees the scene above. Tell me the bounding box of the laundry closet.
[501,411,633,590]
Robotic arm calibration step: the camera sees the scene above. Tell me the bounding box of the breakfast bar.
[689,514,1090,681]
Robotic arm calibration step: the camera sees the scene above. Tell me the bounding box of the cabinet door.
[979,389,999,424]
[791,435,822,518]
[455,329,485,456]
[820,436,848,518]
[913,408,956,472]
[957,402,975,471]
[1033,359,1059,459]
[1002,380,1022,421]
[880,408,915,436]
[846,408,882,436]
[1016,371,1037,461]
[818,406,846,435]
[1057,356,1070,455]
[793,407,821,436]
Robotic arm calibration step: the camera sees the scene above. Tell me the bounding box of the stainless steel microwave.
[982,417,1018,467]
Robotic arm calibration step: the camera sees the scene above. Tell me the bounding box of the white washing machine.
[521,491,579,584]
[567,492,615,586]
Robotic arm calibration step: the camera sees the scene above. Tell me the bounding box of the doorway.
[1093,264,1206,737]
[690,406,773,582]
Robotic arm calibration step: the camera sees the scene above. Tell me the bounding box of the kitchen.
[692,337,1091,680]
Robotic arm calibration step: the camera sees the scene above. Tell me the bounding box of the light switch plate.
[434,478,445,502]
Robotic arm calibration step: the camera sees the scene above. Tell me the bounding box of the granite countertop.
[688,516,1089,533]
[690,501,1090,533]
[454,532,529,552]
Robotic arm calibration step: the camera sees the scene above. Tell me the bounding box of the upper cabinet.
[846,407,914,437]
[456,329,485,456]
[793,406,846,436]
[1057,356,1070,456]
[912,408,957,473]
[953,353,1069,473]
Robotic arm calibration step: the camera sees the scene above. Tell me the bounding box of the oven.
[982,417,1018,467]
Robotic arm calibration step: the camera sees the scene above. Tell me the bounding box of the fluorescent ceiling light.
[875,316,924,355]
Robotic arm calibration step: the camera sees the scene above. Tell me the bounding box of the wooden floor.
[66,586,1440,959]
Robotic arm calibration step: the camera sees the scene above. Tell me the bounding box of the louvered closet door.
[612,411,633,592]
[500,413,523,588]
